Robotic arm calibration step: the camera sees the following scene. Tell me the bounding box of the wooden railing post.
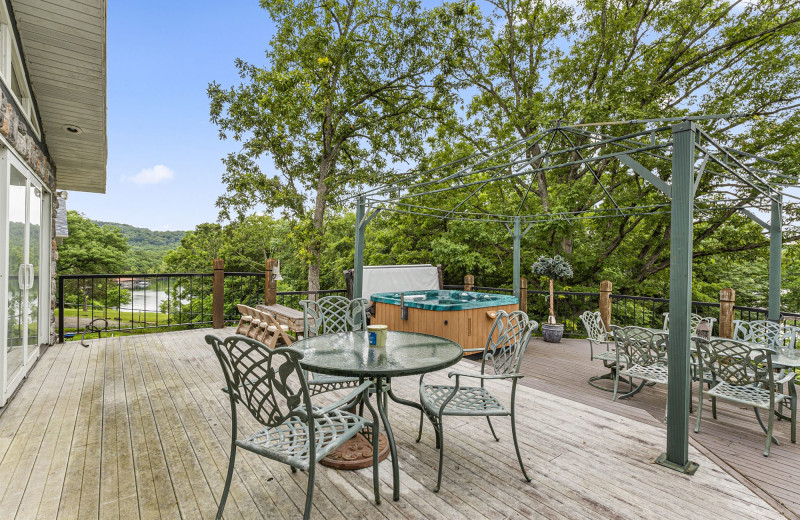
[599,280,612,331]
[519,277,528,314]
[719,288,736,338]
[464,274,474,291]
[265,258,277,305]
[213,258,225,329]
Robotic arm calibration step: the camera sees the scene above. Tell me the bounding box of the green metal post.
[658,121,699,475]
[513,217,521,299]
[768,194,782,321]
[354,195,366,299]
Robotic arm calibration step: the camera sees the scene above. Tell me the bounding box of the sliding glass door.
[2,153,49,406]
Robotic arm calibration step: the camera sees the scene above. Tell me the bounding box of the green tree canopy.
[57,211,129,274]
[208,0,455,291]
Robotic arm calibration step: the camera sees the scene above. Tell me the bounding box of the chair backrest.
[733,320,798,349]
[580,310,608,341]
[663,312,717,335]
[703,338,775,388]
[206,334,312,428]
[613,326,666,367]
[300,296,368,337]
[481,310,537,375]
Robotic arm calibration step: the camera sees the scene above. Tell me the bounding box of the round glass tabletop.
[296,331,463,378]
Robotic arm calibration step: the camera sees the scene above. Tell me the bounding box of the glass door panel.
[28,184,41,355]
[6,169,26,383]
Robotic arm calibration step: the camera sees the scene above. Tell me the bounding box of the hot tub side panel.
[373,301,520,352]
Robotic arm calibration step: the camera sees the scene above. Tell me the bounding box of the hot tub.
[371,290,519,353]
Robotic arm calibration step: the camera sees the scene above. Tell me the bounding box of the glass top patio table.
[296,330,463,378]
[294,330,463,502]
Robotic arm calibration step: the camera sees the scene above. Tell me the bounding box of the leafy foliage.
[58,211,129,274]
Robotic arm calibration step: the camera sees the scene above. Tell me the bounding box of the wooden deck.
[501,336,800,520]
[0,328,790,519]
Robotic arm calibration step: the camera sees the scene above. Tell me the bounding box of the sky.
[67,1,277,231]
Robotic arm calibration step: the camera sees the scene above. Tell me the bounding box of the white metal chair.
[417,310,537,492]
[206,334,380,519]
[580,310,630,392]
[733,319,799,350]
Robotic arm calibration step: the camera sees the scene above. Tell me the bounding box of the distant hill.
[93,220,186,273]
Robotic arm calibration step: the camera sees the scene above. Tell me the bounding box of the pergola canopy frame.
[349,116,792,474]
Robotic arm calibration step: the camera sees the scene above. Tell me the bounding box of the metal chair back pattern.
[581,310,609,342]
[708,338,772,388]
[615,326,665,368]
[733,320,799,350]
[482,310,535,377]
[301,296,368,337]
[207,334,311,429]
[663,312,717,336]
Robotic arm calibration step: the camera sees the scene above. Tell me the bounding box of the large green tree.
[208,0,454,291]
[57,211,129,274]
[395,0,800,296]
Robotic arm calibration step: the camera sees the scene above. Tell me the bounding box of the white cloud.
[123,165,175,185]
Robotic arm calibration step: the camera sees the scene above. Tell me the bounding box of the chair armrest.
[312,381,373,417]
[776,371,798,385]
[447,371,524,381]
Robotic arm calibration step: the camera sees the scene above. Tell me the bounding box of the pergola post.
[658,121,699,475]
[353,194,366,299]
[513,216,521,299]
[768,194,782,321]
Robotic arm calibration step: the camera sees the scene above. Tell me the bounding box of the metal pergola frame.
[346,115,793,474]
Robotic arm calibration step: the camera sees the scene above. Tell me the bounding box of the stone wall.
[0,88,58,345]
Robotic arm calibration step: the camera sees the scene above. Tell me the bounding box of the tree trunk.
[548,278,555,322]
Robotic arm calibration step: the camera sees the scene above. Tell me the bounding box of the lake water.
[129,289,169,312]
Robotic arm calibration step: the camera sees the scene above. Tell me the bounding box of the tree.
[411,0,800,294]
[208,0,455,291]
[531,255,573,322]
[58,211,129,274]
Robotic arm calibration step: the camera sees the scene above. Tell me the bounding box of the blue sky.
[67,1,276,231]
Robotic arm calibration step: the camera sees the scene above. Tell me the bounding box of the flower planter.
[542,323,564,343]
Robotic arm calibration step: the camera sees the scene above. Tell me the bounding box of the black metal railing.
[56,272,346,342]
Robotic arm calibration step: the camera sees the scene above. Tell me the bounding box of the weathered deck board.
[501,336,800,520]
[0,328,789,519]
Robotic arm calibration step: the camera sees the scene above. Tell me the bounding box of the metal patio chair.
[299,296,369,395]
[417,310,537,492]
[733,320,799,350]
[580,310,631,392]
[700,338,796,456]
[206,334,380,520]
[663,312,717,337]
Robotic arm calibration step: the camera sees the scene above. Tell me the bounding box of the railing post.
[213,258,224,329]
[719,288,736,338]
[58,275,64,343]
[599,280,612,331]
[464,274,474,291]
[519,277,528,313]
[265,258,277,305]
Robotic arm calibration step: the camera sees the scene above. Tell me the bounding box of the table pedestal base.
[320,433,390,470]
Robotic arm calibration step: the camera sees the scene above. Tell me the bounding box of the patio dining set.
[581,311,799,457]
[207,296,539,520]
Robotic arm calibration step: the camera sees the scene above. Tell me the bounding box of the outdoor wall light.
[61,124,83,135]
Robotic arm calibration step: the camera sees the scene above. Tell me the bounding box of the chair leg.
[510,411,531,482]
[486,417,500,441]
[216,440,236,520]
[416,411,424,443]
[302,461,316,520]
[694,379,703,433]
[791,395,797,444]
[435,414,445,493]
[765,406,776,457]
[613,370,620,401]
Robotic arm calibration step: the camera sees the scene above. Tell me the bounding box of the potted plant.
[531,255,573,343]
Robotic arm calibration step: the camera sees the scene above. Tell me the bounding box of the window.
[0,7,40,139]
